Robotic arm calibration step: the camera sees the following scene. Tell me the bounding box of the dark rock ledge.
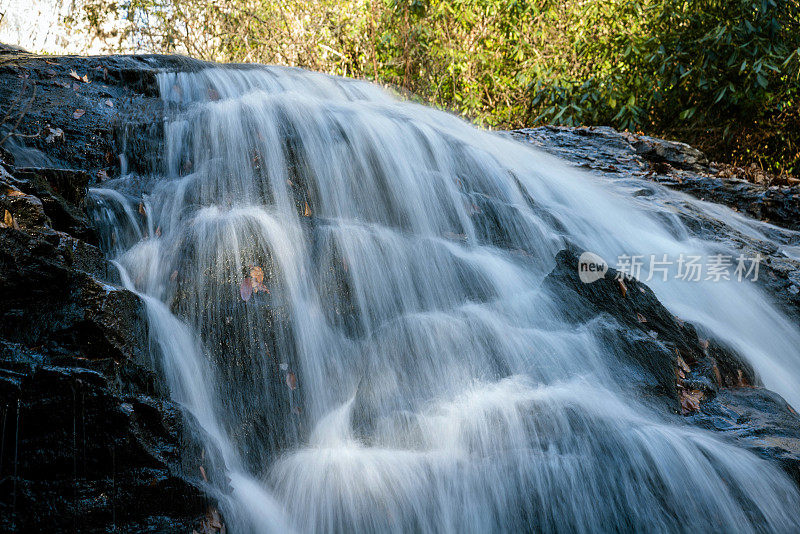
[511,126,800,232]
[0,49,217,533]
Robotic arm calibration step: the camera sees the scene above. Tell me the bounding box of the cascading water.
[88,65,800,533]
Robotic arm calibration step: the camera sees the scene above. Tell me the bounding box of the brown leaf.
[303,201,312,217]
[105,99,114,107]
[69,69,81,81]
[616,279,627,298]
[676,355,691,374]
[138,202,146,216]
[155,226,162,237]
[199,465,207,482]
[286,372,297,390]
[240,276,254,302]
[636,312,647,323]
[73,108,85,119]
[5,189,25,197]
[45,60,57,65]
[81,74,90,83]
[680,389,703,415]
[736,369,751,388]
[250,265,264,284]
[712,364,722,387]
[3,210,17,229]
[170,270,179,282]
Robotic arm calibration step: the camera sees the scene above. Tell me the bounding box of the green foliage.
[76,0,800,173]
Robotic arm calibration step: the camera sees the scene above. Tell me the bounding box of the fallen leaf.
[616,278,627,298]
[81,74,90,83]
[712,364,722,387]
[250,265,264,284]
[240,276,254,301]
[69,69,81,81]
[73,108,85,119]
[676,355,691,374]
[286,371,297,390]
[45,59,57,65]
[170,270,178,282]
[303,201,311,217]
[3,210,18,229]
[636,312,647,323]
[155,226,162,237]
[675,366,685,381]
[105,99,114,107]
[5,189,25,197]
[138,202,146,216]
[199,465,207,482]
[680,389,703,415]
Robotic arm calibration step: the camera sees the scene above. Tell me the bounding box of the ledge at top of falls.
[2,47,800,532]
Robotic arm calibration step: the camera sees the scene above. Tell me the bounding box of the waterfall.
[88,66,800,533]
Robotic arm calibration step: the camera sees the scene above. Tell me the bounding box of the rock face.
[511,126,800,232]
[0,49,212,533]
[544,247,800,486]
[1,47,799,531]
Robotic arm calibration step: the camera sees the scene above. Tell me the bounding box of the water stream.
[89,66,800,533]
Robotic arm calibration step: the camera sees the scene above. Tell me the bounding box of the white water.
[89,66,800,533]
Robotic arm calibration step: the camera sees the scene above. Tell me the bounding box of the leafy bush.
[73,0,800,173]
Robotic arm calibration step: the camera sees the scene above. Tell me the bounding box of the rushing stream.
[88,66,800,533]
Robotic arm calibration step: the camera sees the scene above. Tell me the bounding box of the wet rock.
[511,126,800,232]
[690,388,800,486]
[0,54,214,530]
[0,50,207,177]
[0,363,207,532]
[543,247,754,406]
[544,246,800,481]
[629,134,709,172]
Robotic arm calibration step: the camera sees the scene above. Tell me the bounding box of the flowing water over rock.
[87,66,800,533]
